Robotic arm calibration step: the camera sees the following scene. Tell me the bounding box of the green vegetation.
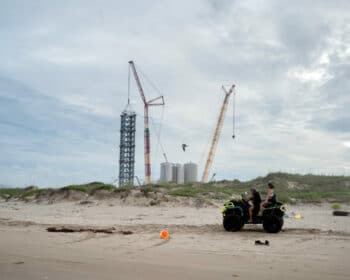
[62,182,116,194]
[0,188,24,198]
[331,203,341,210]
[0,182,116,200]
[0,186,46,199]
[1,173,350,203]
[113,184,133,193]
[165,172,350,203]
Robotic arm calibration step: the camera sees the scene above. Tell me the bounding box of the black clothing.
[252,191,262,207]
[268,193,276,204]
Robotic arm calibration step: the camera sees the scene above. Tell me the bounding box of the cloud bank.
[0,0,349,186]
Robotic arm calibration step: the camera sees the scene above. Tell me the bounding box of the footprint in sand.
[174,215,186,219]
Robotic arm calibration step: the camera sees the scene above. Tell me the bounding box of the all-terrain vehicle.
[221,196,286,233]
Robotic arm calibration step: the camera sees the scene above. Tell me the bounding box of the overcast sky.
[1,0,349,187]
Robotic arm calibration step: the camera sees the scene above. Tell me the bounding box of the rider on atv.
[246,187,262,223]
[259,182,276,215]
[222,183,285,233]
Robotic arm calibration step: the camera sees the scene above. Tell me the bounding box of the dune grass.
[62,182,116,194]
[164,172,350,203]
[1,173,349,203]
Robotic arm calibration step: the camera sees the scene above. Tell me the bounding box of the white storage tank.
[172,164,177,183]
[176,163,184,184]
[160,162,173,183]
[184,162,198,183]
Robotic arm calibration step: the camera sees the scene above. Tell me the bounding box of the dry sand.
[0,201,349,279]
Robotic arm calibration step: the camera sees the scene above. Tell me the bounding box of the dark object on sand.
[333,211,349,216]
[80,200,94,205]
[222,197,286,233]
[119,230,133,235]
[13,261,24,265]
[47,225,115,234]
[255,240,269,246]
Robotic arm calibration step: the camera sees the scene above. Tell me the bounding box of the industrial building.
[160,162,197,184]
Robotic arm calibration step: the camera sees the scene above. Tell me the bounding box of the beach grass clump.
[331,203,341,210]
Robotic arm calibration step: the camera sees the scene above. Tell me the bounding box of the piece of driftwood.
[119,230,133,235]
[333,211,349,216]
[47,225,116,234]
[255,240,269,246]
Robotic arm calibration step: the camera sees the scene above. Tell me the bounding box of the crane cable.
[138,66,163,98]
[137,65,167,163]
[150,106,167,164]
[131,109,166,164]
[128,64,131,105]
[232,90,236,138]
[230,89,237,180]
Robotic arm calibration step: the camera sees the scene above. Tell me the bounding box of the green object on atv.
[222,198,286,233]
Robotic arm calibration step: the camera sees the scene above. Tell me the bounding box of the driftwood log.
[47,225,116,234]
[333,211,349,216]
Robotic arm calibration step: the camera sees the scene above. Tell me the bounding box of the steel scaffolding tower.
[119,110,136,186]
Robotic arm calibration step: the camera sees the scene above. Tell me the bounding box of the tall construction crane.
[201,84,235,183]
[128,61,165,185]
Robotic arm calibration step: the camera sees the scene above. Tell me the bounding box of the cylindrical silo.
[172,164,177,183]
[160,162,173,183]
[176,163,184,184]
[184,162,198,183]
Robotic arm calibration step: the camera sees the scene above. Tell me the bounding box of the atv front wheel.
[263,215,283,233]
[223,214,244,232]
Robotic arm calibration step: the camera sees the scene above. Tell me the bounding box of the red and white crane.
[128,61,165,185]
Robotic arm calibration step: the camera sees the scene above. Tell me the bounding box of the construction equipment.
[135,176,142,187]
[128,61,165,185]
[162,152,168,163]
[201,85,235,183]
[209,173,217,182]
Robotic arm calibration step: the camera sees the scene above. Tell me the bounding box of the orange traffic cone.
[160,230,169,239]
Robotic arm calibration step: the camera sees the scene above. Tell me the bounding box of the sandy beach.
[1,201,349,280]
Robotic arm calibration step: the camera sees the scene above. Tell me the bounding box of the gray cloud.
[0,0,350,186]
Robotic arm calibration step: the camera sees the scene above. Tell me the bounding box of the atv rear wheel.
[223,214,244,232]
[263,215,283,233]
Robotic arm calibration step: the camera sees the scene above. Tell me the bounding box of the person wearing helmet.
[247,187,261,223]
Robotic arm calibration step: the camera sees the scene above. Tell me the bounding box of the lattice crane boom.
[201,84,235,183]
[128,61,165,185]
